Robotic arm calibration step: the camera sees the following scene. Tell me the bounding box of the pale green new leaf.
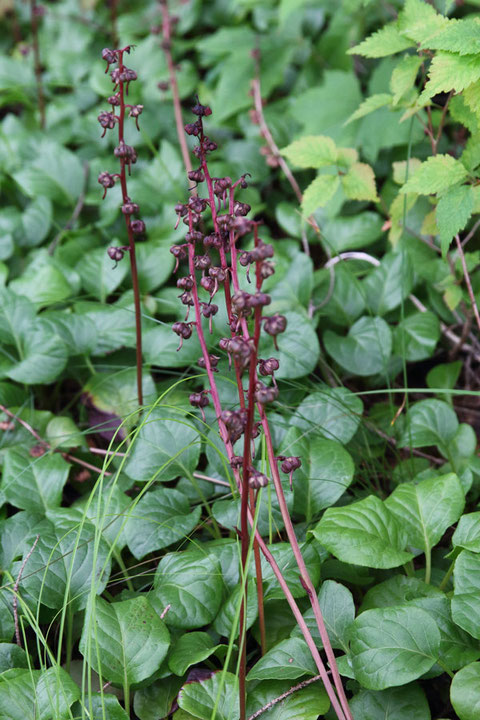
[436,184,474,257]
[422,17,480,55]
[341,162,378,202]
[392,158,422,185]
[350,606,440,689]
[348,23,413,58]
[301,174,340,216]
[80,595,170,685]
[385,473,464,552]
[401,155,468,195]
[398,0,448,44]
[312,495,413,569]
[421,52,480,103]
[280,135,337,169]
[390,55,423,105]
[451,662,480,720]
[346,94,392,124]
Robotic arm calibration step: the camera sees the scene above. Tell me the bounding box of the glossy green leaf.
[385,473,464,553]
[178,671,239,720]
[452,550,480,639]
[1,448,69,511]
[125,487,202,559]
[399,399,459,454]
[260,542,321,601]
[350,683,430,719]
[281,427,354,519]
[321,212,384,253]
[290,386,363,444]
[259,311,320,380]
[0,643,29,673]
[452,512,480,553]
[152,550,223,628]
[80,595,170,685]
[168,632,221,676]
[436,184,474,257]
[124,409,200,483]
[0,667,79,720]
[213,578,258,638]
[394,312,440,361]
[246,679,329,720]
[312,495,413,569]
[291,580,355,653]
[363,252,414,316]
[350,606,440,689]
[20,514,111,612]
[451,662,480,720]
[73,693,130,720]
[134,676,184,720]
[6,320,68,385]
[247,637,317,680]
[324,317,392,376]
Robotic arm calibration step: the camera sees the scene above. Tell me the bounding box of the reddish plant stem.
[30,0,45,129]
[116,49,143,407]
[160,0,195,185]
[227,241,352,720]
[455,233,480,334]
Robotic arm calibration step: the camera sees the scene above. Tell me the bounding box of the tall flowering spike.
[97,45,145,407]
[168,103,351,720]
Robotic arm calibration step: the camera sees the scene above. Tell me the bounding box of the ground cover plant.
[2,0,480,718]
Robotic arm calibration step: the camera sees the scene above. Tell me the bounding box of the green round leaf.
[324,316,392,376]
[350,683,430,719]
[80,596,170,686]
[451,662,480,720]
[350,606,440,690]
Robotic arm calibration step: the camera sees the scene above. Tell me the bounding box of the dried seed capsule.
[108,246,125,262]
[131,219,146,234]
[102,48,117,65]
[177,276,194,290]
[192,101,212,117]
[203,233,222,249]
[121,201,139,215]
[172,321,193,351]
[98,171,116,188]
[233,201,251,217]
[185,230,204,244]
[108,94,121,106]
[188,197,208,214]
[249,469,269,489]
[200,276,215,294]
[260,261,275,279]
[258,357,279,376]
[184,122,201,136]
[198,354,220,370]
[280,456,302,490]
[230,455,243,469]
[263,314,287,349]
[254,382,278,405]
[194,255,211,270]
[188,168,205,183]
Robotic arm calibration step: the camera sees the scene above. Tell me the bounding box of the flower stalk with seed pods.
[170,102,352,720]
[98,46,145,407]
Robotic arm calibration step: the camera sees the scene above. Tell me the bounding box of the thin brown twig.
[247,674,324,720]
[48,161,89,254]
[462,217,480,248]
[14,535,40,647]
[159,0,195,187]
[0,404,112,476]
[455,233,480,335]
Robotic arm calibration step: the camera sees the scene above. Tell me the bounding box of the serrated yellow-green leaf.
[342,163,378,202]
[472,185,480,213]
[401,154,468,195]
[392,158,422,185]
[421,17,480,55]
[301,174,340,216]
[348,22,413,58]
[436,184,473,257]
[390,55,423,105]
[463,80,480,119]
[336,147,358,167]
[461,136,480,173]
[420,52,480,103]
[345,93,392,125]
[281,135,337,169]
[450,95,479,135]
[398,0,448,44]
